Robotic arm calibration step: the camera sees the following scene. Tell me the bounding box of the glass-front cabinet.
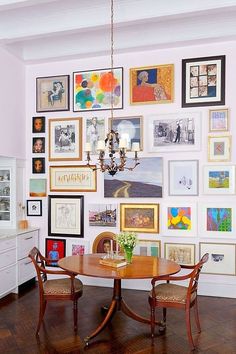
[0,169,11,221]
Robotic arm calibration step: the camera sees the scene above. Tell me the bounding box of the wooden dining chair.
[28,247,83,335]
[148,253,209,350]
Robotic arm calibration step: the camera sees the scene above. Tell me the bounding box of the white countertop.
[0,227,39,240]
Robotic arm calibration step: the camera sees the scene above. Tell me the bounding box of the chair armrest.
[180,264,195,269]
[151,269,195,287]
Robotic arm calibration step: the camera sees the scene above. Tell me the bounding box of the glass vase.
[124,246,134,264]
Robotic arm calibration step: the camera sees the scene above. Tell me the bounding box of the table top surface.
[58,254,181,280]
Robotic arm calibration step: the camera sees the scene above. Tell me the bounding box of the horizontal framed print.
[66,239,90,256]
[29,178,47,197]
[169,160,199,196]
[182,55,225,107]
[200,242,236,275]
[203,165,235,194]
[148,112,201,153]
[200,203,235,238]
[50,165,97,192]
[49,117,82,161]
[164,243,195,265]
[26,200,42,216]
[208,135,231,162]
[36,75,70,112]
[108,115,143,151]
[45,238,66,267]
[120,203,159,233]
[130,64,174,105]
[48,195,84,238]
[32,116,45,133]
[73,67,123,112]
[134,240,161,257]
[104,157,163,198]
[89,204,117,227]
[162,202,197,237]
[86,117,105,154]
[209,108,229,132]
[32,137,45,154]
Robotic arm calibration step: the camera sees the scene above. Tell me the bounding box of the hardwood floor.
[0,281,236,354]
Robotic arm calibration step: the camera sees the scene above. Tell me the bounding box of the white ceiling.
[1,0,236,63]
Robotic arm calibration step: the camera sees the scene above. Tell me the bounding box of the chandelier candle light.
[85,0,140,176]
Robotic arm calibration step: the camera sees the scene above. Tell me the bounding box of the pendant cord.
[111,0,114,121]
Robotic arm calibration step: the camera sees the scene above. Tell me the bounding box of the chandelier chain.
[111,0,114,120]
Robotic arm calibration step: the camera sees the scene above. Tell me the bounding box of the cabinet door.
[0,168,11,225]
[17,230,38,260]
[0,264,17,298]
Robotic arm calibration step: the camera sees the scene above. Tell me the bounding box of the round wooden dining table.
[58,253,180,345]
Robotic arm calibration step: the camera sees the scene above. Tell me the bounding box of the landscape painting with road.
[104,157,163,198]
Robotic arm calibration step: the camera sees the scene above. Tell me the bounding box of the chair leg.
[193,298,201,333]
[159,307,167,333]
[73,300,78,333]
[185,307,195,351]
[150,306,155,346]
[36,299,47,336]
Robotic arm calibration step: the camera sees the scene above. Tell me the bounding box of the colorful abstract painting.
[168,207,191,230]
[208,171,229,189]
[207,208,232,232]
[73,67,123,111]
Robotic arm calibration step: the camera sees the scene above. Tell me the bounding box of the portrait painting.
[92,232,117,253]
[203,165,235,194]
[130,64,174,104]
[104,157,163,198]
[32,157,45,174]
[45,238,66,267]
[86,117,105,154]
[89,204,117,227]
[29,178,47,197]
[32,116,45,133]
[73,67,123,112]
[165,243,195,265]
[32,137,45,154]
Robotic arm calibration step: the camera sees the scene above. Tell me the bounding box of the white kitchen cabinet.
[0,234,17,298]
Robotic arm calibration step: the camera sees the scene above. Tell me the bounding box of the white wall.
[25,40,236,298]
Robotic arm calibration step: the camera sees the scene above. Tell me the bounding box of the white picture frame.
[86,117,105,154]
[208,135,231,162]
[66,239,90,256]
[203,165,235,194]
[169,160,199,196]
[164,243,195,265]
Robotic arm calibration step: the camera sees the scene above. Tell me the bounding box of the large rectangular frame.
[164,242,195,265]
[134,239,161,257]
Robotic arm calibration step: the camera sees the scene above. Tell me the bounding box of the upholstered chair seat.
[43,278,83,296]
[151,283,197,304]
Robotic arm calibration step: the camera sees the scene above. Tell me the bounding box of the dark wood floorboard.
[0,282,236,354]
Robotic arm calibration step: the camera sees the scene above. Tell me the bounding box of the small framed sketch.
[162,203,197,237]
[49,117,82,161]
[89,204,117,227]
[200,203,235,237]
[66,239,90,256]
[182,55,225,107]
[200,242,236,275]
[32,116,45,133]
[26,200,42,216]
[32,157,45,174]
[32,137,45,154]
[134,240,161,257]
[29,178,47,197]
[208,135,231,162]
[48,195,84,238]
[45,238,66,267]
[203,165,235,194]
[36,75,70,112]
[164,243,195,265]
[86,117,105,154]
[169,160,199,196]
[209,108,229,132]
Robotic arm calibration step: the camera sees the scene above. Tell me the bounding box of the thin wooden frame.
[26,199,42,216]
[50,165,97,192]
[169,160,199,196]
[164,243,195,265]
[209,108,229,132]
[49,117,82,161]
[134,239,161,257]
[45,238,66,267]
[36,75,70,112]
[120,203,159,233]
[182,55,225,107]
[208,135,231,162]
[203,165,235,194]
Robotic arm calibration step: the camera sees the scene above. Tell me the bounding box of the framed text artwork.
[203,165,235,194]
[130,64,174,105]
[49,118,82,161]
[164,243,195,265]
[208,135,231,162]
[134,240,161,257]
[209,108,229,132]
[168,160,199,196]
[73,67,123,112]
[182,55,225,107]
[48,195,84,238]
[36,75,70,112]
[45,238,66,267]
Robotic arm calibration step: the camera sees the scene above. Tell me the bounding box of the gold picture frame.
[208,135,231,162]
[209,108,229,132]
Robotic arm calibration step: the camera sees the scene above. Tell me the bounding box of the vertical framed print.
[45,238,66,267]
[26,200,42,216]
[209,108,229,132]
[32,116,45,133]
[208,135,231,162]
[168,160,199,196]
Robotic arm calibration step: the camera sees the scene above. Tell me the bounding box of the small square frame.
[26,200,42,216]
[208,135,231,162]
[209,108,229,132]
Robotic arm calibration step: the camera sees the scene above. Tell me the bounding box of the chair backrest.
[188,253,209,299]
[28,247,48,290]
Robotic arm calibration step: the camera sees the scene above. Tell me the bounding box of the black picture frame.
[182,55,225,107]
[26,199,42,216]
[32,157,45,174]
[45,238,66,267]
[32,116,45,133]
[32,137,45,154]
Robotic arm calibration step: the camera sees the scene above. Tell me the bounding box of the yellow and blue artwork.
[168,207,191,230]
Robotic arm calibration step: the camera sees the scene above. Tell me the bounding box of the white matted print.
[208,135,231,162]
[169,160,198,196]
[162,202,197,237]
[89,204,117,227]
[164,243,195,265]
[148,112,201,153]
[133,240,161,257]
[86,117,105,154]
[66,239,90,256]
[200,242,236,275]
[203,165,235,194]
[209,108,229,132]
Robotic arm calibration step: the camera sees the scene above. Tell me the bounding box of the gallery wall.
[25,40,236,297]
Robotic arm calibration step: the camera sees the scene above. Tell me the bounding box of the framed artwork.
[32,157,45,174]
[134,240,161,257]
[50,165,97,192]
[66,239,90,256]
[203,165,235,194]
[36,75,70,112]
[86,117,105,154]
[92,231,117,253]
[45,238,66,267]
[104,157,163,198]
[209,108,229,132]
[89,204,117,227]
[200,242,236,275]
[32,116,45,133]
[49,117,82,161]
[73,67,123,112]
[48,195,84,238]
[26,200,42,216]
[147,112,201,153]
[130,64,174,104]
[29,178,47,197]
[208,135,231,162]
[169,160,199,196]
[120,203,159,233]
[200,203,235,237]
[164,243,195,265]
[108,115,143,151]
[182,55,225,107]
[162,202,197,237]
[32,137,45,154]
